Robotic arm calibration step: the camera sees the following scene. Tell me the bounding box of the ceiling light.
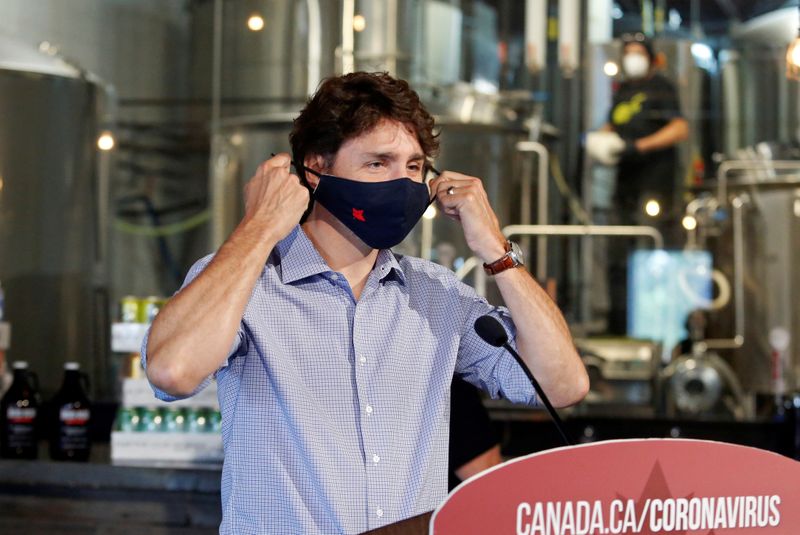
[353,14,366,32]
[644,199,661,217]
[97,132,115,151]
[603,61,619,77]
[788,6,800,80]
[247,14,265,32]
[787,37,800,80]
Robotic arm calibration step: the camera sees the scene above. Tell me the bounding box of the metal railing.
[716,160,800,205]
[455,224,664,301]
[516,141,549,280]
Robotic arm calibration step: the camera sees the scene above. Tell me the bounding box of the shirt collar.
[275,226,406,285]
[375,248,406,285]
[275,226,332,284]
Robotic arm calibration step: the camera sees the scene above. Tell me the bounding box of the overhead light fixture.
[644,199,661,217]
[247,14,265,32]
[682,215,697,230]
[787,38,800,80]
[788,7,800,80]
[97,132,115,151]
[423,205,437,220]
[353,14,366,32]
[603,61,619,77]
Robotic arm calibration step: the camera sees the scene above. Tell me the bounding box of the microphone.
[474,315,572,446]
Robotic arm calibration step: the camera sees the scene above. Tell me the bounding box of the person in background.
[448,378,502,491]
[587,34,689,334]
[673,308,709,359]
[142,72,588,534]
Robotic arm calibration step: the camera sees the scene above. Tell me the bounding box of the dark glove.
[621,139,640,159]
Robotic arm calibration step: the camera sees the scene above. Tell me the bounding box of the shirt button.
[359,355,367,365]
[376,508,384,518]
[372,454,380,464]
[365,405,373,414]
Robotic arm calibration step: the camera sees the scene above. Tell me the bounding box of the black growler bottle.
[0,361,39,459]
[49,362,92,461]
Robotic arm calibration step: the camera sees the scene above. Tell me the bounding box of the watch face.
[509,241,525,266]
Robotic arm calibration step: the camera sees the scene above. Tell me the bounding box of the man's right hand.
[243,153,310,241]
[147,153,309,397]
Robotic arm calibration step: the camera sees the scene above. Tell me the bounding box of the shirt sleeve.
[140,253,246,402]
[453,280,538,406]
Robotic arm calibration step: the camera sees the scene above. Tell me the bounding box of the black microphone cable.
[474,314,572,446]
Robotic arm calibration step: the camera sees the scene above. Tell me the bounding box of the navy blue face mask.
[302,166,436,250]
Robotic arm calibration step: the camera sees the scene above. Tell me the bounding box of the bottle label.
[60,408,90,425]
[7,407,36,423]
[57,406,91,453]
[4,407,36,451]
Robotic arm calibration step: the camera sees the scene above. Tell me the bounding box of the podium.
[361,511,432,535]
[430,439,800,534]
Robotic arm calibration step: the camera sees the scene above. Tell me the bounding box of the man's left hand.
[429,171,507,263]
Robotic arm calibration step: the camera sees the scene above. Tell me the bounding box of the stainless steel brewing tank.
[210,117,526,282]
[0,37,108,398]
[719,46,800,156]
[190,0,419,118]
[709,181,800,395]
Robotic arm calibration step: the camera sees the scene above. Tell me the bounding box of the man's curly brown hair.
[290,71,439,180]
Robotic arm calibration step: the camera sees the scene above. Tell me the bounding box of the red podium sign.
[431,439,800,534]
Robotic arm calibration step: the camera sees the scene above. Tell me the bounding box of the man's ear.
[303,154,327,189]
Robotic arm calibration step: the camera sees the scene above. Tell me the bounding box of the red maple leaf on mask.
[352,208,366,222]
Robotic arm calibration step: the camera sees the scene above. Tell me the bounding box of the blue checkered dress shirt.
[142,225,536,534]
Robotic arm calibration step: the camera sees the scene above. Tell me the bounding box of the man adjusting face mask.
[302,166,435,250]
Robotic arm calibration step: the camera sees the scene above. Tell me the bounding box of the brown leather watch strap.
[482,241,514,275]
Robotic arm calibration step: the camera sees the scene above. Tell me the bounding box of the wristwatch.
[483,241,525,275]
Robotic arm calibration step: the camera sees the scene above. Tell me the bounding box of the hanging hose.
[115,195,208,286]
[114,209,210,237]
[549,154,592,225]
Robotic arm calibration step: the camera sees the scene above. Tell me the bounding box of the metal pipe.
[642,0,654,36]
[386,0,398,75]
[718,176,800,189]
[516,141,549,280]
[474,263,487,297]
[454,224,664,283]
[525,0,548,72]
[503,224,664,249]
[557,0,581,76]
[716,160,800,206]
[732,194,746,343]
[518,148,533,264]
[341,0,355,74]
[454,256,481,282]
[683,196,719,250]
[420,212,433,261]
[704,194,747,350]
[209,0,224,248]
[86,76,117,269]
[306,0,322,95]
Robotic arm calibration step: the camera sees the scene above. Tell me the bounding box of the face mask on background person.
[623,53,650,80]
[302,166,434,250]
